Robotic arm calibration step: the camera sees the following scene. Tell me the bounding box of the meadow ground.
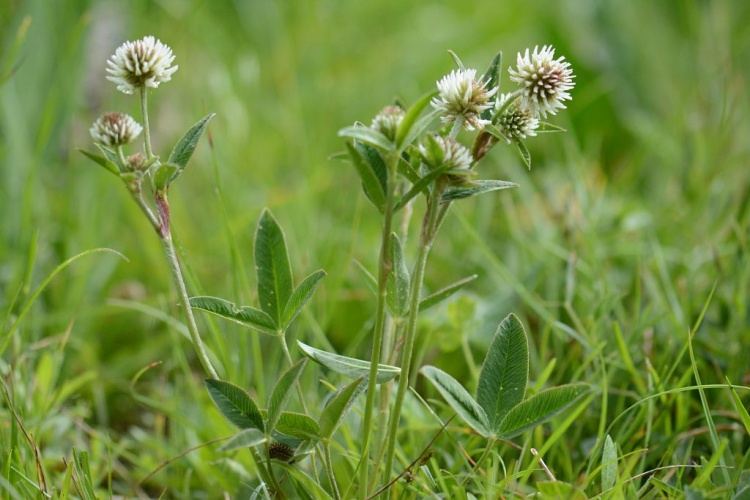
[1,1,749,498]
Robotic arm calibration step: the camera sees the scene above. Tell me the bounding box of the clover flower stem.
[249,448,276,496]
[449,115,464,139]
[359,151,398,498]
[139,87,154,159]
[128,183,160,233]
[383,179,445,482]
[159,228,219,379]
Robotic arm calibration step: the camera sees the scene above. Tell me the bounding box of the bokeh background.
[1,0,749,495]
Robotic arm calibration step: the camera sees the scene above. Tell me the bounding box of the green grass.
[2,0,750,497]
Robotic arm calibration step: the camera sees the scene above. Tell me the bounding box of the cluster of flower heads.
[90,36,178,169]
[401,45,574,170]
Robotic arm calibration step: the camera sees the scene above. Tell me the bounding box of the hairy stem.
[324,442,341,500]
[140,87,154,160]
[382,181,444,481]
[158,201,219,379]
[359,151,398,498]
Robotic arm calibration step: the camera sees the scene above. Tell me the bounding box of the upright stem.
[382,183,444,482]
[140,87,154,159]
[359,151,398,498]
[324,442,342,500]
[160,223,219,379]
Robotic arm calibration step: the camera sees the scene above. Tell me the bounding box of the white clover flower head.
[495,93,539,143]
[431,68,498,131]
[90,112,143,147]
[371,105,405,141]
[106,36,178,94]
[508,45,575,118]
[419,135,473,175]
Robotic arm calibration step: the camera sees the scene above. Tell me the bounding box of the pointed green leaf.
[79,149,119,175]
[319,377,366,440]
[536,122,567,133]
[96,144,122,170]
[480,51,502,121]
[727,378,750,436]
[338,125,393,151]
[354,141,388,205]
[345,142,385,212]
[387,234,410,317]
[189,296,277,335]
[297,341,400,383]
[496,383,590,439]
[282,270,326,329]
[168,113,214,169]
[441,180,518,202]
[601,434,617,491]
[396,154,421,184]
[476,313,529,430]
[447,49,465,70]
[274,411,320,441]
[398,109,441,155]
[205,379,265,432]
[267,358,307,434]
[420,366,490,436]
[483,123,508,142]
[219,429,267,452]
[419,274,478,311]
[276,463,333,500]
[255,209,294,328]
[516,141,531,170]
[395,91,438,150]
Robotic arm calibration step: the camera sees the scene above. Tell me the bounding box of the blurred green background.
[1,0,749,495]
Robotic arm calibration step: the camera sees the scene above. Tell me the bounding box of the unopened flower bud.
[371,105,405,141]
[495,93,539,143]
[419,135,473,176]
[90,112,143,147]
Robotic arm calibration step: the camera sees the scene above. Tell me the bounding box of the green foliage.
[318,377,366,440]
[297,341,400,383]
[254,209,295,328]
[266,358,307,435]
[204,379,265,432]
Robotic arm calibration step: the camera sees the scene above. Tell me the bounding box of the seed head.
[90,112,143,147]
[419,135,473,176]
[508,45,575,118]
[371,105,405,142]
[106,36,178,94]
[495,93,539,143]
[431,69,498,131]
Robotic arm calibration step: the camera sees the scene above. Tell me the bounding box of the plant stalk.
[382,181,444,482]
[140,87,154,159]
[324,442,342,500]
[359,151,398,498]
[159,212,219,379]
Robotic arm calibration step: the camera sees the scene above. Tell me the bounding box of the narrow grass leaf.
[353,259,377,298]
[282,270,326,329]
[1,248,126,358]
[338,125,393,152]
[536,482,586,499]
[516,141,531,170]
[219,429,267,452]
[275,463,333,500]
[72,448,97,500]
[419,274,478,311]
[496,383,589,439]
[167,113,215,169]
[395,91,438,150]
[319,377,366,440]
[387,233,410,317]
[441,180,518,202]
[274,411,320,441]
[255,209,294,328]
[726,378,750,436]
[78,149,119,175]
[267,359,307,434]
[420,365,490,436]
[476,313,529,431]
[204,379,264,432]
[344,142,385,212]
[297,341,400,383]
[189,296,276,335]
[601,434,617,491]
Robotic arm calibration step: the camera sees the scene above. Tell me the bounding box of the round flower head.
[431,69,498,131]
[106,36,178,94]
[371,105,405,141]
[495,93,539,143]
[508,45,575,118]
[419,135,473,176]
[90,112,143,147]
